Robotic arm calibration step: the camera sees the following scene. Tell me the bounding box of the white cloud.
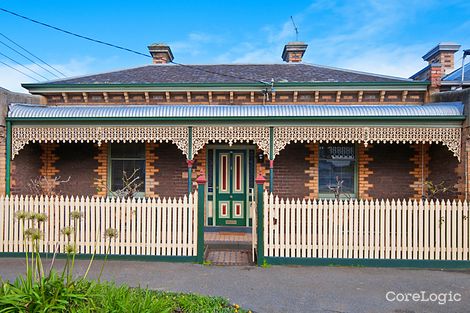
[213,0,441,78]
[170,32,225,58]
[0,58,95,93]
[332,45,430,78]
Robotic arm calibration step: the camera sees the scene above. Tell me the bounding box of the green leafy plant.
[261,259,271,268]
[0,208,117,312]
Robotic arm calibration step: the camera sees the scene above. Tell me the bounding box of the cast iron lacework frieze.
[273,126,462,161]
[10,125,462,161]
[11,126,189,159]
[191,126,271,159]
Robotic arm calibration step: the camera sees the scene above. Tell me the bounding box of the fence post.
[196,172,207,263]
[256,174,266,266]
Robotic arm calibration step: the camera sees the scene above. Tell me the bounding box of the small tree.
[96,169,143,198]
[424,180,455,201]
[28,176,71,196]
[327,176,351,200]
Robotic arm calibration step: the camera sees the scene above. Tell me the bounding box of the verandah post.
[5,120,11,195]
[269,160,274,193]
[187,125,193,194]
[269,126,274,193]
[196,172,207,263]
[256,174,266,266]
[187,160,194,194]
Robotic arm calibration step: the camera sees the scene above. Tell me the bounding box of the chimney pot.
[282,42,308,63]
[148,43,174,64]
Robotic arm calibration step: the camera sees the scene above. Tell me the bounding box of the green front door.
[215,150,247,226]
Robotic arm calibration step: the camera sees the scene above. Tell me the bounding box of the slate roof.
[43,63,410,85]
[9,102,463,119]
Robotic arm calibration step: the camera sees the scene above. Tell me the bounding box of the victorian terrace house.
[1,42,469,267]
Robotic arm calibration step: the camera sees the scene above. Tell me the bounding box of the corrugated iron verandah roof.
[8,102,464,119]
[7,103,464,161]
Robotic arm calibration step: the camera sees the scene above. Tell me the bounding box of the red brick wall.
[368,144,415,199]
[11,143,41,195]
[273,143,309,198]
[428,144,462,200]
[55,143,98,196]
[154,143,187,197]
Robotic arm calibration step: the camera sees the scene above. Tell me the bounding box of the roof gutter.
[22,81,430,93]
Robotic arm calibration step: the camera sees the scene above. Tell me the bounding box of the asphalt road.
[1,258,469,313]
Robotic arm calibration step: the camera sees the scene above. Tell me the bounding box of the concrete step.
[204,226,252,233]
[206,241,252,250]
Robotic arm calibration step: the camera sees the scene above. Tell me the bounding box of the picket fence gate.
[0,193,198,257]
[263,192,470,261]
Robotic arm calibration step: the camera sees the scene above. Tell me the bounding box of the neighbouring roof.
[8,102,464,119]
[443,64,470,82]
[31,63,411,85]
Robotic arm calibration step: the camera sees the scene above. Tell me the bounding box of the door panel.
[215,150,247,226]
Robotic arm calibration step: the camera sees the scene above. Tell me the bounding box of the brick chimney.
[282,42,308,63]
[422,42,461,75]
[148,43,174,64]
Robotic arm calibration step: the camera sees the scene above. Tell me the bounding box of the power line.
[0,32,67,77]
[0,7,269,86]
[0,38,61,79]
[0,50,49,80]
[0,7,151,58]
[0,59,40,82]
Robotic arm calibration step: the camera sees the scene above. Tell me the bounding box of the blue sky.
[1,0,469,92]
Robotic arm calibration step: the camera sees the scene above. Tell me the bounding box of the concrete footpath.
[0,258,469,313]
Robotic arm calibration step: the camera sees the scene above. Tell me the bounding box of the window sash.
[109,143,146,196]
[318,144,357,198]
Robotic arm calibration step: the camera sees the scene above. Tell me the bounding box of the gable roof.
[36,63,411,86]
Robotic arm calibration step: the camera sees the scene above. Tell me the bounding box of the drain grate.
[206,249,253,266]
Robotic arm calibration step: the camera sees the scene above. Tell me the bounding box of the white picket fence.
[0,193,198,257]
[264,192,470,261]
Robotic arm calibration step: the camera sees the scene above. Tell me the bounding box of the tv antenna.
[290,16,299,41]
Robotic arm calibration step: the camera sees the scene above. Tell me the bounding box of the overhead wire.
[0,50,49,80]
[0,59,40,82]
[0,8,151,58]
[0,38,62,79]
[0,7,270,86]
[0,32,67,77]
